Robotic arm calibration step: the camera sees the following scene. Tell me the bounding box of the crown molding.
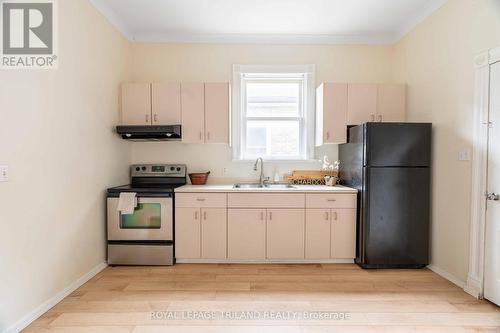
[90,0,448,45]
[129,32,396,45]
[393,0,449,42]
[89,0,134,41]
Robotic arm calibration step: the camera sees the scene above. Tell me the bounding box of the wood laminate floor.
[24,264,500,332]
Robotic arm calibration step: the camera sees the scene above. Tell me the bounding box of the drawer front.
[305,194,356,209]
[175,193,227,208]
[227,193,305,208]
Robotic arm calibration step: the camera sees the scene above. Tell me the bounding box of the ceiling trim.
[393,0,449,42]
[129,32,396,45]
[89,0,133,41]
[89,0,449,45]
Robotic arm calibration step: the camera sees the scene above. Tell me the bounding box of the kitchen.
[1,0,500,332]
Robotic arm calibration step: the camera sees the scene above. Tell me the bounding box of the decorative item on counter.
[283,169,338,185]
[189,171,210,185]
[322,155,340,186]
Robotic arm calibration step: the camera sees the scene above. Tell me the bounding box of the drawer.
[228,193,305,208]
[175,193,227,208]
[305,194,356,209]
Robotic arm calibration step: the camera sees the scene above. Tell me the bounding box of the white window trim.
[231,64,316,161]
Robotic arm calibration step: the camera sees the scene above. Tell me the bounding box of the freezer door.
[362,167,430,267]
[365,123,431,167]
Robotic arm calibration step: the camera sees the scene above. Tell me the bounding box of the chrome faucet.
[254,157,269,186]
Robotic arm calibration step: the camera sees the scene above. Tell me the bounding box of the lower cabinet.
[175,207,226,259]
[228,209,266,260]
[175,207,201,259]
[330,209,356,259]
[305,209,331,259]
[267,209,305,259]
[305,208,356,259]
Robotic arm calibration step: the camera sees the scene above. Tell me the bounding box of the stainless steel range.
[106,164,186,265]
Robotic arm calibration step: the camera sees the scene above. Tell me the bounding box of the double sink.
[233,183,296,189]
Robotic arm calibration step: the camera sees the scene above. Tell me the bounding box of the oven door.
[107,197,172,241]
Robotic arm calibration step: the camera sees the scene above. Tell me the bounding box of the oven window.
[120,203,161,229]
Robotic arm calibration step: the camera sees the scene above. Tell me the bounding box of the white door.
[227,209,266,260]
[485,60,500,306]
[266,209,305,259]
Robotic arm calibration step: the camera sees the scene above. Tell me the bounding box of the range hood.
[116,125,181,141]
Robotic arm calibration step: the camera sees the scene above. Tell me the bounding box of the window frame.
[232,64,316,161]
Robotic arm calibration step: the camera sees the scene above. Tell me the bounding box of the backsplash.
[130,143,338,184]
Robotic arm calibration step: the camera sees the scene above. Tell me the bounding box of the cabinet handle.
[327,199,337,202]
[199,132,203,141]
[196,198,206,201]
[207,132,210,141]
[203,211,207,220]
[324,211,329,221]
[333,212,338,221]
[370,114,375,122]
[194,211,198,220]
[154,114,158,122]
[378,115,382,122]
[269,212,273,220]
[326,131,330,140]
[260,211,264,221]
[146,114,150,123]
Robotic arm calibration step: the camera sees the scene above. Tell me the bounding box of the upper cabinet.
[377,84,406,122]
[204,83,230,144]
[347,83,378,124]
[181,82,205,143]
[152,83,181,124]
[316,82,406,145]
[121,82,230,144]
[121,83,151,125]
[315,83,348,146]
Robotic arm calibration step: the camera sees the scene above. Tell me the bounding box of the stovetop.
[107,164,187,196]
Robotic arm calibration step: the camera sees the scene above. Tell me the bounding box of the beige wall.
[392,0,500,281]
[130,43,394,180]
[0,0,131,330]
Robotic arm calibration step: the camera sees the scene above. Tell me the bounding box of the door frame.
[467,46,500,298]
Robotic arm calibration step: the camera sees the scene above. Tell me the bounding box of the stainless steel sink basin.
[233,183,295,189]
[264,184,296,189]
[233,183,264,188]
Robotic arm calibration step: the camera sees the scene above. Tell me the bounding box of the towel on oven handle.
[117,192,137,215]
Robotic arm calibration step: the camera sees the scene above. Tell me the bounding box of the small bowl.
[189,171,210,185]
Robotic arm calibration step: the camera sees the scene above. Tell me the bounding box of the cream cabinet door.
[201,208,227,259]
[305,209,331,259]
[330,209,356,259]
[175,207,201,259]
[267,209,305,259]
[181,83,205,143]
[121,83,151,125]
[204,83,229,144]
[316,83,348,145]
[228,209,266,260]
[347,83,377,125]
[152,83,181,125]
[377,84,406,122]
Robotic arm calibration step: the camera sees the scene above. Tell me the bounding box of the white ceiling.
[90,0,448,44]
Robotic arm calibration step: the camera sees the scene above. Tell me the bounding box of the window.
[232,65,315,160]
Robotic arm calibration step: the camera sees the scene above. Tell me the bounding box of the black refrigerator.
[339,123,431,269]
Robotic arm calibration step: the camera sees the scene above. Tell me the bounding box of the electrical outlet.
[458,149,471,161]
[0,165,9,182]
[222,167,228,175]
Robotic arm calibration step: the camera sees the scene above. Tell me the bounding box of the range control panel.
[131,164,187,177]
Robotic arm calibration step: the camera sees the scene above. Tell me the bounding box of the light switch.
[0,165,9,182]
[458,149,471,161]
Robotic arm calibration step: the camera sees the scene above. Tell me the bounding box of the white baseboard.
[427,264,466,289]
[464,276,482,299]
[4,261,107,333]
[176,259,354,264]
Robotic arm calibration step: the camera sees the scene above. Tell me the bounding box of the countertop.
[175,184,358,194]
